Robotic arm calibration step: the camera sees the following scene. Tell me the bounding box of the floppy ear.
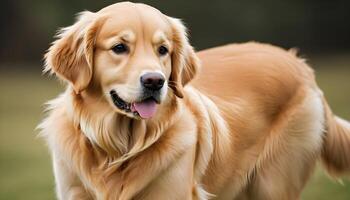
[167,17,200,98]
[44,11,99,94]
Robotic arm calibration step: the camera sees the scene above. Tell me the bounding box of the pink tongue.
[132,99,157,119]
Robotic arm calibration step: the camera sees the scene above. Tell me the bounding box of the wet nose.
[140,72,165,91]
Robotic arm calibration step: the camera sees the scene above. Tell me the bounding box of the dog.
[39,2,350,200]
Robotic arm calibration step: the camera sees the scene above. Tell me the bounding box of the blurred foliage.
[1,0,350,66]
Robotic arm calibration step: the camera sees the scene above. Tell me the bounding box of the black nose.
[140,73,165,91]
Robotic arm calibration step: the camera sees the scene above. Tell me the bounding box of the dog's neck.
[66,87,181,164]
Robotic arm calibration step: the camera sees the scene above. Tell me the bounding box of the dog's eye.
[112,43,129,54]
[158,45,168,56]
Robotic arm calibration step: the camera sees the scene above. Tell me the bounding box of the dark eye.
[112,43,128,54]
[158,45,168,56]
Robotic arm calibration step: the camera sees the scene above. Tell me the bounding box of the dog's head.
[45,2,199,119]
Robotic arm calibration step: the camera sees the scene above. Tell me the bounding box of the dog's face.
[45,2,199,119]
[94,5,173,119]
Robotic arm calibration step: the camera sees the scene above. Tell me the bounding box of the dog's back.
[192,42,350,199]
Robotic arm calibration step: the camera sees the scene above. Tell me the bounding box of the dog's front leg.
[117,126,199,200]
[118,147,197,200]
[53,155,92,200]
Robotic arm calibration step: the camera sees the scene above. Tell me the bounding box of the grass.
[0,57,349,199]
[0,70,60,200]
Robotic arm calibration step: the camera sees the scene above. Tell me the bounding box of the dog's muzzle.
[109,88,162,119]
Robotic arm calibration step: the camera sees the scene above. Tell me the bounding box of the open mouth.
[109,90,159,119]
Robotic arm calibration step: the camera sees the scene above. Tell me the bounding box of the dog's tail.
[321,97,350,176]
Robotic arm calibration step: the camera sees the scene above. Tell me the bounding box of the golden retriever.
[39,2,350,200]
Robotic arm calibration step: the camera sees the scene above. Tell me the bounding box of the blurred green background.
[0,0,349,199]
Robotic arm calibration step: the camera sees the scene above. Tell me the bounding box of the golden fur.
[39,2,350,200]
